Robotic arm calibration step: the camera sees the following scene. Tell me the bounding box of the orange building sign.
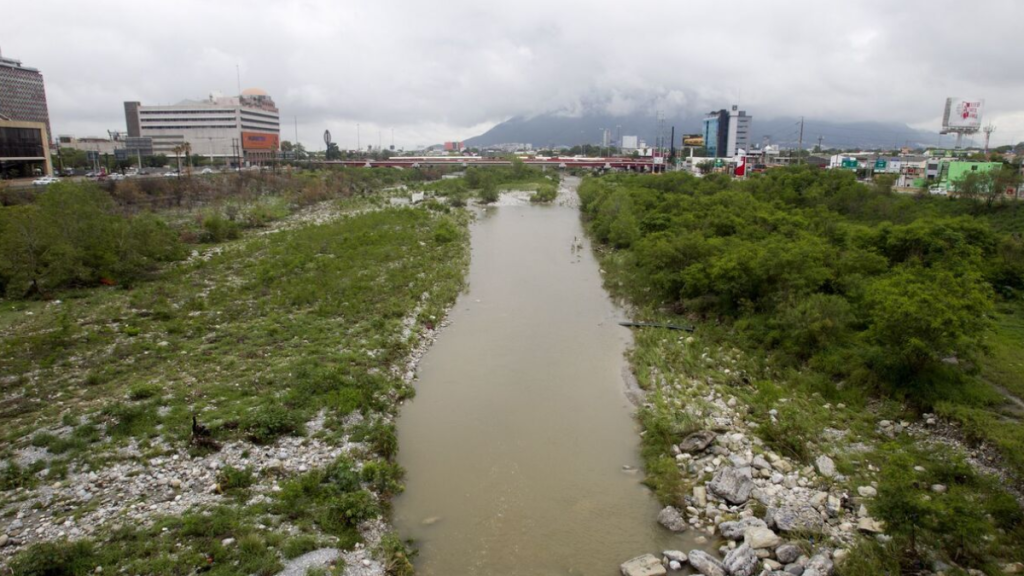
[241,131,280,150]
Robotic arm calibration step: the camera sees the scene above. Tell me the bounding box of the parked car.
[32,176,61,186]
[199,168,214,175]
[163,171,179,178]
[109,173,125,181]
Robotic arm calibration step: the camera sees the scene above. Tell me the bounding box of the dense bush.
[0,182,184,297]
[243,404,304,444]
[578,167,1011,403]
[273,456,381,544]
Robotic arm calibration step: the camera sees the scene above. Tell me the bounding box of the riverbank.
[576,169,1024,576]
[0,193,471,575]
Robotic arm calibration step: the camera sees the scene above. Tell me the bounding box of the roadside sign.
[714,158,724,167]
[841,158,858,169]
[874,159,886,170]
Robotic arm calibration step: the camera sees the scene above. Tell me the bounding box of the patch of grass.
[376,532,416,576]
[128,382,161,401]
[7,539,100,576]
[216,465,255,496]
[282,534,321,559]
[0,460,36,491]
[272,457,379,546]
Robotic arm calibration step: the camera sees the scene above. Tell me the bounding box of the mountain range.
[463,110,951,151]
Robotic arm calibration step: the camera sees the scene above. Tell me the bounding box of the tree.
[478,179,499,204]
[325,142,341,160]
[872,173,897,195]
[863,265,993,387]
[143,154,168,168]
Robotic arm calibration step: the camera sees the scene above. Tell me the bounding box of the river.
[393,178,701,575]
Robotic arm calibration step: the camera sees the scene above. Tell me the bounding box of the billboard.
[241,132,280,150]
[942,98,984,132]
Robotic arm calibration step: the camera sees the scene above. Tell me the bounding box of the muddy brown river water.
[393,180,704,575]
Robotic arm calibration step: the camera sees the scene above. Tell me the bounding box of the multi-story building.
[124,88,280,163]
[57,135,121,155]
[0,119,52,178]
[703,106,752,158]
[0,55,52,142]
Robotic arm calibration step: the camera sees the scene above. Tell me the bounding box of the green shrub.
[377,532,416,576]
[478,181,499,204]
[530,183,557,203]
[281,535,320,559]
[8,540,99,576]
[756,402,815,462]
[100,402,155,438]
[352,421,398,460]
[433,218,461,244]
[1,460,36,491]
[216,465,255,493]
[0,182,184,297]
[201,213,242,243]
[360,460,405,497]
[128,382,161,401]
[243,404,303,444]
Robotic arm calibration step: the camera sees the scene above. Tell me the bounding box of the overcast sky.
[5,0,1024,149]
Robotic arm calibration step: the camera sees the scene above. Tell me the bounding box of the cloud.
[4,0,1023,147]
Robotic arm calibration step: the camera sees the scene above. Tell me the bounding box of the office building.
[703,106,752,158]
[124,88,280,163]
[0,55,52,142]
[0,119,52,178]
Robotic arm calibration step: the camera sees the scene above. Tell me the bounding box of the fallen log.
[618,321,695,332]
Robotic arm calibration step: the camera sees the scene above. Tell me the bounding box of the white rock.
[815,455,836,478]
[620,554,668,576]
[744,526,781,549]
[857,486,877,498]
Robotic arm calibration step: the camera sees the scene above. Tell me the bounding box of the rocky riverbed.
[615,336,1024,576]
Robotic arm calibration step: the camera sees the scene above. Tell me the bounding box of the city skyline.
[4,0,1024,150]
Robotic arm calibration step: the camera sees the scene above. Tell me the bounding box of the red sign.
[242,132,280,151]
[734,156,746,177]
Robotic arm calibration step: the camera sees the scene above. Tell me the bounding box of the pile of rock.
[620,535,837,576]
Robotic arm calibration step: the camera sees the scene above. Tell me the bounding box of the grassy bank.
[580,167,1024,575]
[0,177,470,574]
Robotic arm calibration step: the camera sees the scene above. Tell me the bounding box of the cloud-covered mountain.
[464,110,946,151]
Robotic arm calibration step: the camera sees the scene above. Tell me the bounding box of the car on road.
[109,173,126,181]
[163,171,179,178]
[33,176,61,186]
[199,168,214,175]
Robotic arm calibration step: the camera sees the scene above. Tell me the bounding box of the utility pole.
[357,124,360,153]
[797,117,804,164]
[817,135,823,152]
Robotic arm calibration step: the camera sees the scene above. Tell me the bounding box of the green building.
[937,161,1002,192]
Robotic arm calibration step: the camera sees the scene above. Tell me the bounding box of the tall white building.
[703,105,752,158]
[124,88,280,163]
[726,105,751,157]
